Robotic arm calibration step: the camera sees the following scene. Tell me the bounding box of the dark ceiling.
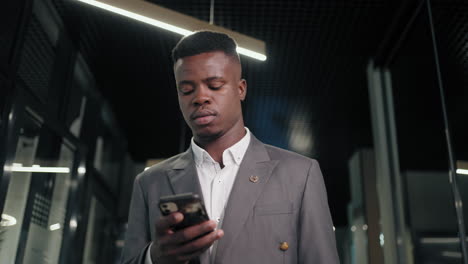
[52,0,405,226]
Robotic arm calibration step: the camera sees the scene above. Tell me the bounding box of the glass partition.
[94,128,123,196]
[22,137,75,264]
[387,5,460,263]
[368,2,467,263]
[82,196,114,264]
[431,0,468,262]
[0,107,78,263]
[0,110,41,263]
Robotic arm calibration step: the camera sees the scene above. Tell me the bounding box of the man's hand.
[150,212,224,264]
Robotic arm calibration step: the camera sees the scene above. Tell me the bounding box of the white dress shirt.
[145,128,251,264]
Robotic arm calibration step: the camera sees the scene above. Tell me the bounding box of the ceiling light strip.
[77,0,192,35]
[11,166,70,173]
[236,47,267,61]
[76,0,266,61]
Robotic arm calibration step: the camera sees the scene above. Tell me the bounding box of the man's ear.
[238,79,247,101]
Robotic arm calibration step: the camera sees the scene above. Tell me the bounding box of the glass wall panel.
[0,111,41,263]
[82,196,113,264]
[386,4,460,263]
[67,59,89,139]
[22,138,75,264]
[431,0,468,262]
[94,131,122,195]
[0,108,77,264]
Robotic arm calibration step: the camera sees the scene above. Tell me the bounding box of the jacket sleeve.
[121,174,152,264]
[298,160,340,263]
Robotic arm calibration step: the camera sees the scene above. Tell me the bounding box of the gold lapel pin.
[249,175,259,183]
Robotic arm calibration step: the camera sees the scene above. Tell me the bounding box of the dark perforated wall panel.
[0,0,28,68]
[17,15,56,103]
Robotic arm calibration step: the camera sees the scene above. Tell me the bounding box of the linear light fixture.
[441,251,462,258]
[10,163,70,174]
[457,160,468,175]
[50,223,61,231]
[76,0,267,61]
[1,214,17,227]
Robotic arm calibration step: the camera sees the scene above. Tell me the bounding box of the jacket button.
[279,242,289,251]
[249,175,259,183]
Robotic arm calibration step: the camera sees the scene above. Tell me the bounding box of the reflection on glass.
[22,140,74,264]
[387,3,460,263]
[69,96,87,138]
[431,1,468,261]
[94,134,121,194]
[0,110,77,264]
[10,163,70,173]
[0,114,40,263]
[82,197,112,264]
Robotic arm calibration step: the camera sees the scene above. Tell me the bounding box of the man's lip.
[191,110,217,120]
[193,115,216,125]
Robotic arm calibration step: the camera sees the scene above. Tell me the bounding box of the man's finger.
[173,245,212,262]
[173,230,224,256]
[168,229,224,258]
[155,213,183,235]
[160,220,217,246]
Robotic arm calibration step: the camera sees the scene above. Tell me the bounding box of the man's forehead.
[175,51,230,66]
[174,51,240,77]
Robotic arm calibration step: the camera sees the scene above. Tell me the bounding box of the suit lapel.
[214,136,279,263]
[166,148,204,200]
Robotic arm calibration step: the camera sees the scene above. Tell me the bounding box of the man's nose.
[192,86,211,106]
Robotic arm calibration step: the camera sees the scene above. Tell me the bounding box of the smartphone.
[158,193,210,230]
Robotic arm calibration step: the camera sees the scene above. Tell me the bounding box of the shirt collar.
[191,127,251,167]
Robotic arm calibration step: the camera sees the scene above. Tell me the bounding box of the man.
[121,31,339,264]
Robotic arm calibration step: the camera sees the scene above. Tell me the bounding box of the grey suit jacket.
[121,135,340,264]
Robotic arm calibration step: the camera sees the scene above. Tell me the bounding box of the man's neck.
[194,124,246,167]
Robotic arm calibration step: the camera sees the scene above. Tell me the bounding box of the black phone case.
[159,193,209,230]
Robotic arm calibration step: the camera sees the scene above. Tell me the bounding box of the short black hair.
[171,30,240,63]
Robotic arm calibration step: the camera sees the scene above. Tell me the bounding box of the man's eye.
[209,84,223,90]
[179,87,193,94]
